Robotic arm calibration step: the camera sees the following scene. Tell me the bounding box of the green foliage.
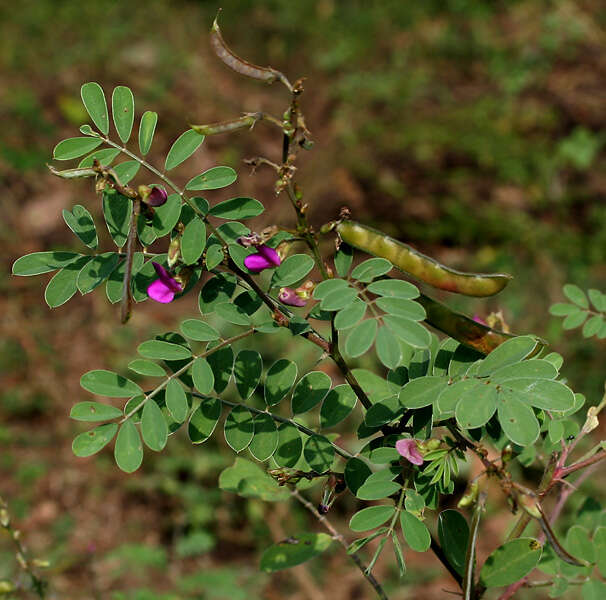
[550,285,606,339]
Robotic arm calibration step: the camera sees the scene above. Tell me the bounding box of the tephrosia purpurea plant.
[11,15,606,600]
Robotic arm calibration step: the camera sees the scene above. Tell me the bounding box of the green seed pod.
[418,293,544,355]
[336,220,512,297]
[210,16,288,88]
[191,114,259,136]
[47,165,96,179]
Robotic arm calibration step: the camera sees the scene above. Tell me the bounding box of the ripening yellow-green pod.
[336,220,512,297]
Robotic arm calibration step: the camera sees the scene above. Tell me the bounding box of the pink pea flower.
[395,438,424,466]
[473,314,488,326]
[147,262,183,303]
[279,287,306,307]
[244,245,281,273]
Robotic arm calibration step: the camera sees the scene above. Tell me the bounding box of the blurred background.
[1,1,605,598]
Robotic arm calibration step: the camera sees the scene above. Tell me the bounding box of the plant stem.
[291,489,389,600]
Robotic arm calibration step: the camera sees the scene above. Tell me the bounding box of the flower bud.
[147,185,168,207]
[167,236,181,268]
[279,287,306,307]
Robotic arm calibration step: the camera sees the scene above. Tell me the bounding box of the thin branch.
[121,329,255,423]
[291,489,389,600]
[189,391,353,460]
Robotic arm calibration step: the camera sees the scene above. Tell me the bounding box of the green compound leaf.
[334,243,353,277]
[81,82,109,134]
[70,401,123,422]
[53,136,103,160]
[303,435,335,473]
[271,254,315,288]
[78,147,121,167]
[76,252,120,294]
[583,581,606,600]
[260,533,333,572]
[219,457,290,502]
[152,193,181,237]
[207,343,233,394]
[112,86,134,143]
[405,489,426,513]
[455,383,498,429]
[180,319,220,342]
[138,340,192,361]
[503,379,575,412]
[351,258,392,282]
[476,336,539,377]
[215,302,251,326]
[165,129,205,171]
[399,376,449,409]
[113,160,140,184]
[563,284,589,308]
[480,538,542,588]
[400,510,431,552]
[365,395,402,428]
[141,399,168,452]
[181,216,206,265]
[594,526,606,577]
[367,279,419,299]
[186,166,237,191]
[376,297,426,321]
[224,405,255,453]
[344,457,372,494]
[265,359,298,407]
[102,189,132,247]
[291,371,332,415]
[320,384,357,428]
[497,391,540,446]
[375,325,402,369]
[199,273,237,314]
[588,289,606,312]
[188,396,221,444]
[234,350,262,400]
[249,413,279,462]
[491,359,558,381]
[334,297,366,330]
[383,314,431,349]
[273,422,302,468]
[128,359,166,378]
[438,510,469,576]
[209,197,264,220]
[114,419,144,473]
[12,251,82,276]
[165,379,189,423]
[356,480,400,501]
[45,256,91,308]
[345,318,378,358]
[320,286,358,311]
[312,278,350,299]
[72,423,118,457]
[80,370,142,398]
[62,204,98,248]
[350,505,395,532]
[138,111,158,155]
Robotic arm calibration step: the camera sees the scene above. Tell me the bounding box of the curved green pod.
[336,220,512,297]
[417,293,545,356]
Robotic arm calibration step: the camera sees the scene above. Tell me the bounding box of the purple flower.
[147,186,168,207]
[395,438,424,466]
[279,287,306,307]
[147,262,183,303]
[244,245,281,273]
